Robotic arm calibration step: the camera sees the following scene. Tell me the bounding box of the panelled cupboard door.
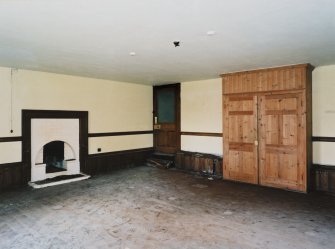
[223,95,258,184]
[258,92,307,192]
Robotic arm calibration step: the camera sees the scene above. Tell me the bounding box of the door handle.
[254,140,258,146]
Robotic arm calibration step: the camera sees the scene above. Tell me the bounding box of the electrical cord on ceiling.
[9,68,16,134]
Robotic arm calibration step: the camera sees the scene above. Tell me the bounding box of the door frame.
[153,83,181,153]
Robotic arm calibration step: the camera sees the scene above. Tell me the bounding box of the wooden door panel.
[223,95,258,184]
[167,131,177,145]
[263,153,298,181]
[265,115,280,144]
[228,116,255,143]
[265,114,298,145]
[259,92,306,191]
[265,95,298,111]
[228,150,256,182]
[157,132,167,146]
[155,131,177,154]
[282,115,298,145]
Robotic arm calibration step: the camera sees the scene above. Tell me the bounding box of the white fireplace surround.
[31,118,80,182]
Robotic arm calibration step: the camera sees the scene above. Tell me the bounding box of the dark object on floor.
[146,158,173,169]
[146,152,175,169]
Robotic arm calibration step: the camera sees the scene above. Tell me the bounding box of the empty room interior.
[1,1,335,248]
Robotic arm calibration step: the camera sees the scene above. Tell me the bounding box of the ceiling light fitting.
[206,30,216,36]
[173,41,180,47]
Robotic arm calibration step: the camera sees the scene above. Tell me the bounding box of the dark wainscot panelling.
[312,136,335,195]
[314,164,335,195]
[84,148,154,175]
[175,151,223,178]
[0,137,25,190]
[0,162,29,190]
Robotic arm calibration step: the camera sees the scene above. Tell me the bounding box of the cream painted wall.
[0,67,12,137]
[181,136,222,155]
[0,67,153,163]
[14,69,152,133]
[312,65,335,166]
[0,142,21,164]
[180,78,222,155]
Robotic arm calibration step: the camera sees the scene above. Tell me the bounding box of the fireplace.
[30,118,81,182]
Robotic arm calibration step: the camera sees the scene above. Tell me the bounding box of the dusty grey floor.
[0,166,334,249]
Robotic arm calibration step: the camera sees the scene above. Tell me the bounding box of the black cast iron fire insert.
[43,141,66,173]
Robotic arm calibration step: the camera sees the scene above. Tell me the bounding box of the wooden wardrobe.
[221,64,314,192]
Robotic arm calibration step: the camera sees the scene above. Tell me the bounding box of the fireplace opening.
[43,141,66,173]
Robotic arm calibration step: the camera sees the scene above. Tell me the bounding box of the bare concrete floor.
[0,166,334,249]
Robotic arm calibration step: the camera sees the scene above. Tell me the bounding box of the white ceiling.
[0,0,334,85]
